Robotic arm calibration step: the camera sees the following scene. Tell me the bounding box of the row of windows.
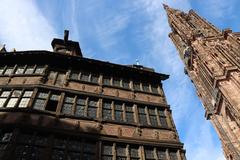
[0,89,170,128]
[69,71,160,94]
[0,129,182,160]
[0,65,45,75]
[0,65,161,95]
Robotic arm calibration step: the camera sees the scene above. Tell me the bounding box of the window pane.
[169,151,178,160]
[0,98,7,107]
[157,150,166,160]
[15,67,25,74]
[56,73,65,85]
[116,146,126,156]
[75,105,85,117]
[126,112,134,123]
[84,143,96,153]
[139,114,148,125]
[18,98,30,108]
[159,110,165,117]
[103,109,112,120]
[1,91,11,97]
[6,98,18,108]
[23,91,33,97]
[35,66,45,74]
[115,110,123,121]
[25,66,34,74]
[160,117,168,127]
[122,80,129,89]
[87,107,96,118]
[33,99,45,110]
[12,90,22,97]
[151,85,159,94]
[80,72,89,81]
[103,102,111,109]
[113,78,120,87]
[130,147,139,158]
[77,98,85,105]
[133,82,141,91]
[70,72,79,80]
[37,92,48,99]
[65,97,74,103]
[142,84,150,92]
[91,74,99,83]
[145,149,154,159]
[102,145,112,155]
[50,94,59,101]
[150,115,158,127]
[103,77,111,85]
[89,100,97,107]
[4,67,14,75]
[62,104,73,115]
[0,67,5,75]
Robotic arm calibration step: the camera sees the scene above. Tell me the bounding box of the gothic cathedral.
[164,4,240,160]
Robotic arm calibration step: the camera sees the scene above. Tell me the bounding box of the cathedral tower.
[164,4,240,160]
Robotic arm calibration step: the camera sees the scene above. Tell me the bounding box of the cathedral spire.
[165,5,240,160]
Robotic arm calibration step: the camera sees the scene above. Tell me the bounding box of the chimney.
[51,30,82,57]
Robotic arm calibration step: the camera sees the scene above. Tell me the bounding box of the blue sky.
[1,0,240,159]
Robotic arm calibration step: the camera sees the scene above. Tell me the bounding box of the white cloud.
[0,0,56,51]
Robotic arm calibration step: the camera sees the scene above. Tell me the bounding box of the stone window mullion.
[84,97,89,117]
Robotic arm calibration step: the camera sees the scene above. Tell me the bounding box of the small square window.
[4,67,14,75]
[122,80,129,89]
[15,67,25,74]
[1,91,11,97]
[103,76,111,85]
[80,72,89,81]
[12,90,22,97]
[151,85,159,94]
[0,98,7,107]
[25,66,35,74]
[70,72,79,80]
[91,74,99,83]
[19,98,30,108]
[133,82,141,91]
[6,98,18,108]
[142,83,150,92]
[0,67,5,75]
[35,66,45,74]
[113,78,120,87]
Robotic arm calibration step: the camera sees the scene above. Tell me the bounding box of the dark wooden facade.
[0,33,185,160]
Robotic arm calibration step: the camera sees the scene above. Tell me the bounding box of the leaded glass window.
[80,72,89,82]
[103,76,111,85]
[148,107,158,127]
[6,90,22,108]
[4,67,14,75]
[87,99,98,119]
[142,83,150,92]
[33,92,48,110]
[157,149,166,160]
[130,147,140,160]
[145,148,155,160]
[169,151,178,160]
[151,85,159,94]
[35,66,45,74]
[102,144,113,160]
[0,91,10,108]
[122,80,129,89]
[125,104,134,123]
[159,110,168,128]
[15,66,25,74]
[138,107,148,125]
[113,78,120,87]
[90,74,99,83]
[19,91,33,108]
[116,145,127,160]
[83,142,96,160]
[114,103,123,122]
[70,71,79,80]
[62,96,74,115]
[0,67,5,75]
[102,101,112,120]
[24,66,35,74]
[75,97,86,117]
[133,82,141,91]
[45,93,60,112]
